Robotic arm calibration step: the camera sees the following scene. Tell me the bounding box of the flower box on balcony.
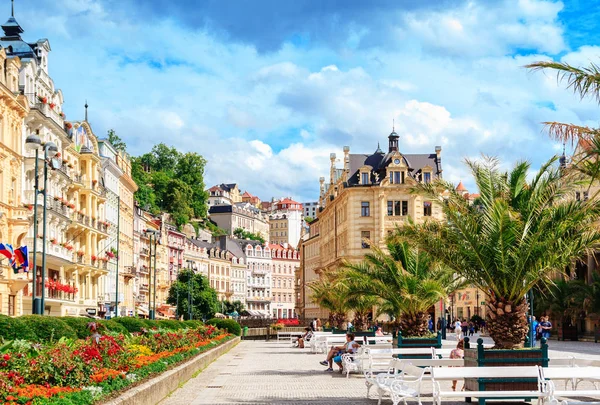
[91,255,98,261]
[76,251,85,257]
[50,239,57,245]
[37,95,47,104]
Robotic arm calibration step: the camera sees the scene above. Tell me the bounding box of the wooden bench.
[431,366,545,405]
[540,366,600,403]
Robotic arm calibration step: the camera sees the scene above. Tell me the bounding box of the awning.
[137,306,149,315]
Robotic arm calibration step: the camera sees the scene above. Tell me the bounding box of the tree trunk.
[486,296,529,349]
[399,311,429,337]
[353,310,369,331]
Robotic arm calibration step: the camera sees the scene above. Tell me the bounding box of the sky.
[9,0,600,202]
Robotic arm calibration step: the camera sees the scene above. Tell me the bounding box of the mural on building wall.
[73,125,94,153]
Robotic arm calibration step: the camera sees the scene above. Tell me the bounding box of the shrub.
[19,315,77,342]
[183,320,204,329]
[98,319,129,335]
[0,315,36,341]
[112,317,147,333]
[206,318,241,336]
[58,317,92,339]
[142,319,160,329]
[157,320,184,330]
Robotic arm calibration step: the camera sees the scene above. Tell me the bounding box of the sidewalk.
[160,338,600,405]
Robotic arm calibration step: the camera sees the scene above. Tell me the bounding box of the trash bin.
[243,326,248,337]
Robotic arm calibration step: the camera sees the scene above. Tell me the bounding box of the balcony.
[247,296,270,303]
[251,268,268,275]
[47,197,71,218]
[139,266,149,274]
[140,248,150,257]
[139,284,149,292]
[42,279,77,303]
[25,93,65,128]
[247,282,269,289]
[27,238,73,265]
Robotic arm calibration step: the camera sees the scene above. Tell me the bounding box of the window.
[8,295,14,316]
[361,231,371,249]
[424,201,432,216]
[388,201,409,216]
[361,202,370,217]
[402,201,408,216]
[387,201,393,216]
[361,172,369,185]
[576,192,581,201]
[423,172,431,183]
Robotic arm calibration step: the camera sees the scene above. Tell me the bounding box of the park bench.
[432,348,454,358]
[431,365,546,405]
[373,362,427,405]
[276,331,304,342]
[308,332,333,353]
[540,366,600,403]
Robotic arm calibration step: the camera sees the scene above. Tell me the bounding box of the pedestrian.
[454,319,463,340]
[347,320,353,331]
[437,317,442,331]
[468,321,475,336]
[428,316,434,332]
[461,319,468,337]
[450,339,465,391]
[531,316,539,347]
[316,318,322,331]
[310,318,317,331]
[539,316,552,340]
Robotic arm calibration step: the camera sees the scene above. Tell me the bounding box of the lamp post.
[144,229,159,320]
[25,133,58,315]
[186,259,193,320]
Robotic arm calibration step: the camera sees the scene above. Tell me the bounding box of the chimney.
[329,153,336,185]
[218,235,227,250]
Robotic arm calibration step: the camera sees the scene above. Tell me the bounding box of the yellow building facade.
[0,49,29,316]
[117,152,137,316]
[302,132,444,319]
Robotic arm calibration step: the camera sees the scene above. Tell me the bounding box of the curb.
[102,336,240,405]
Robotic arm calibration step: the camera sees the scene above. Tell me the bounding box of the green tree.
[165,179,195,228]
[223,300,245,315]
[398,156,600,348]
[176,152,209,218]
[340,241,453,336]
[107,129,127,153]
[309,275,348,329]
[167,270,219,320]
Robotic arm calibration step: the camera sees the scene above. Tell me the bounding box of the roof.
[456,181,466,192]
[278,198,301,205]
[347,150,441,186]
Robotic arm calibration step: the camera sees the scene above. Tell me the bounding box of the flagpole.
[32,148,40,314]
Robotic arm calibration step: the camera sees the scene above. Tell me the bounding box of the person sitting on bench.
[319,332,360,372]
[295,327,312,348]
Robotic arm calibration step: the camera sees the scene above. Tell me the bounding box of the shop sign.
[86,308,97,316]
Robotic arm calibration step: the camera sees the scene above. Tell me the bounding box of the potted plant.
[37,95,47,104]
[91,255,97,262]
[77,251,85,257]
[50,238,57,245]
[60,112,65,118]
[65,122,73,130]
[49,103,56,110]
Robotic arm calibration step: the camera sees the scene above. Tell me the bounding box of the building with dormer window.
[299,130,444,319]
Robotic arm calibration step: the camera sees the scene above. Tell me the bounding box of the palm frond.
[525,61,600,104]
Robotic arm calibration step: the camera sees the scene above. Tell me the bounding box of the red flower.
[3,354,10,361]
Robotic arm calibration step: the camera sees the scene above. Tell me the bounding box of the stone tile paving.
[160,336,600,405]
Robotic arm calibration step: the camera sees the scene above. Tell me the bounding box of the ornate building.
[0,42,29,316]
[269,244,299,319]
[301,130,444,319]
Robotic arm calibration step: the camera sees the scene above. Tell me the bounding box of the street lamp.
[144,229,159,320]
[25,133,58,315]
[186,259,194,320]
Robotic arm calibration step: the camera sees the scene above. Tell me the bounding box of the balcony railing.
[139,284,149,292]
[247,296,270,302]
[25,93,65,128]
[247,283,269,288]
[27,238,74,263]
[140,248,150,256]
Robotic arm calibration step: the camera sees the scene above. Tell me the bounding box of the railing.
[247,283,269,288]
[47,197,71,217]
[139,284,149,292]
[247,296,270,302]
[26,238,74,263]
[25,93,64,128]
[45,286,76,302]
[252,268,269,275]
[76,254,84,264]
[139,266,149,274]
[140,248,150,256]
[72,174,83,184]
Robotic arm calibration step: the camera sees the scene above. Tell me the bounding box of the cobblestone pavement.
[160,337,600,405]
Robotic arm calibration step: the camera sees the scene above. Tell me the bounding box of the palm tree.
[339,241,455,337]
[397,156,600,348]
[308,276,348,329]
[526,61,600,187]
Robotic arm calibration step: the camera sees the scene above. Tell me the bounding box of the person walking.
[316,318,322,331]
[454,319,463,340]
[539,316,552,340]
[531,316,539,347]
[450,339,465,391]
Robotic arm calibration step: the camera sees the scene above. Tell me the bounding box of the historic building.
[269,198,303,247]
[301,130,444,319]
[209,202,270,240]
[0,31,29,315]
[302,201,319,220]
[241,191,261,207]
[207,183,241,207]
[97,139,122,315]
[269,244,299,319]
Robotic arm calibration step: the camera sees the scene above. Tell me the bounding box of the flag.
[0,243,14,265]
[13,246,28,273]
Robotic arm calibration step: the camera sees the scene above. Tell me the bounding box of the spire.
[375,142,383,154]
[456,181,466,192]
[560,141,567,168]
[393,118,395,132]
[1,0,23,38]
[84,100,88,121]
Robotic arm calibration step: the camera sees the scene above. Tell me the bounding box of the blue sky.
[10,0,600,201]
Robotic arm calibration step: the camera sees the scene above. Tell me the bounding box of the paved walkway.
[160,337,600,405]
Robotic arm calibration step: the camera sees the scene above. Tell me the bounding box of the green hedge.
[157,319,185,330]
[0,315,36,341]
[112,317,147,333]
[18,315,77,342]
[183,320,204,329]
[58,317,92,339]
[98,319,129,335]
[206,318,241,336]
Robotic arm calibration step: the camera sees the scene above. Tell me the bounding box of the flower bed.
[0,319,232,404]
